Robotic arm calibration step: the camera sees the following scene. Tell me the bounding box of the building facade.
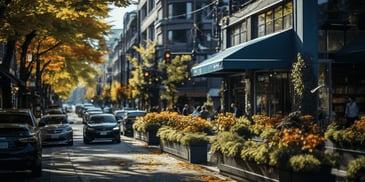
[192,0,365,122]
[111,0,224,110]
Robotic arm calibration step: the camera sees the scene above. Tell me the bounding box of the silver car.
[39,114,73,146]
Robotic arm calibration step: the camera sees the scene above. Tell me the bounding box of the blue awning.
[191,29,295,77]
[335,34,365,63]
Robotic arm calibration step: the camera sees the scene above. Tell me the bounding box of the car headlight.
[64,127,73,132]
[113,125,120,130]
[19,135,38,143]
[87,127,95,131]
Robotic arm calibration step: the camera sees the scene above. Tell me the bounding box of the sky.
[105,4,137,29]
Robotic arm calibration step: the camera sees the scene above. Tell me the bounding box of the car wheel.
[115,137,121,143]
[31,160,42,177]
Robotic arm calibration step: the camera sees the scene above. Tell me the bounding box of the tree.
[0,0,130,108]
[160,54,191,106]
[127,40,156,108]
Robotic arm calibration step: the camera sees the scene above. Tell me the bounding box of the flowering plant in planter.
[267,112,340,173]
[346,156,365,182]
[211,113,251,136]
[156,114,213,145]
[325,116,365,148]
[210,111,340,174]
[133,111,177,132]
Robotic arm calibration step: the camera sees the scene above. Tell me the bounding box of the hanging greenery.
[291,53,306,103]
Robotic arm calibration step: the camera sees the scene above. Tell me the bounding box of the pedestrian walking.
[230,103,243,117]
[345,96,359,127]
[182,104,189,116]
[200,105,210,120]
[192,105,201,117]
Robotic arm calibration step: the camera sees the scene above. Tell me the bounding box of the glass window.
[230,20,248,47]
[266,10,273,34]
[255,72,291,116]
[257,2,293,37]
[168,30,187,43]
[283,2,293,29]
[187,3,192,20]
[168,31,173,42]
[274,6,283,32]
[157,34,163,45]
[169,2,187,19]
[241,20,247,43]
[258,13,266,37]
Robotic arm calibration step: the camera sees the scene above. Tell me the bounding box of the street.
[0,113,234,182]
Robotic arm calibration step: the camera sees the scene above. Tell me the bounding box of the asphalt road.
[0,113,235,182]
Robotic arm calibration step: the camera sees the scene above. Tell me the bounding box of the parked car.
[113,108,137,121]
[82,107,103,122]
[45,108,66,115]
[121,110,146,136]
[0,109,42,176]
[83,110,103,122]
[102,106,113,113]
[83,113,121,144]
[38,114,73,146]
[79,105,98,118]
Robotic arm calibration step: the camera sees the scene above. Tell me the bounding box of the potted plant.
[325,116,365,170]
[210,113,281,181]
[133,111,176,145]
[265,112,339,182]
[346,156,365,182]
[156,114,212,164]
[210,112,340,182]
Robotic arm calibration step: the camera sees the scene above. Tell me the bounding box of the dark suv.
[0,109,42,176]
[121,110,146,137]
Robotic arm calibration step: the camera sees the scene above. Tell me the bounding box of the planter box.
[216,153,279,182]
[326,140,365,170]
[133,130,160,145]
[279,166,335,182]
[160,140,207,164]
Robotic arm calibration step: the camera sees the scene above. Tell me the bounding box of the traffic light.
[164,51,171,64]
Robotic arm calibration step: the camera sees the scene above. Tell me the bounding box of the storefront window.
[318,62,332,125]
[255,72,291,116]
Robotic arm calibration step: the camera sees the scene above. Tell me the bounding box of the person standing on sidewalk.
[345,96,359,127]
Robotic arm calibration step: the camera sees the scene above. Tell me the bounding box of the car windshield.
[115,112,125,119]
[40,117,67,125]
[0,114,33,126]
[46,110,64,114]
[89,115,116,124]
[127,112,146,118]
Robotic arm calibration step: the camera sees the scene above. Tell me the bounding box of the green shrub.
[241,140,270,165]
[346,157,365,182]
[210,131,245,157]
[289,154,321,173]
[157,126,208,145]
